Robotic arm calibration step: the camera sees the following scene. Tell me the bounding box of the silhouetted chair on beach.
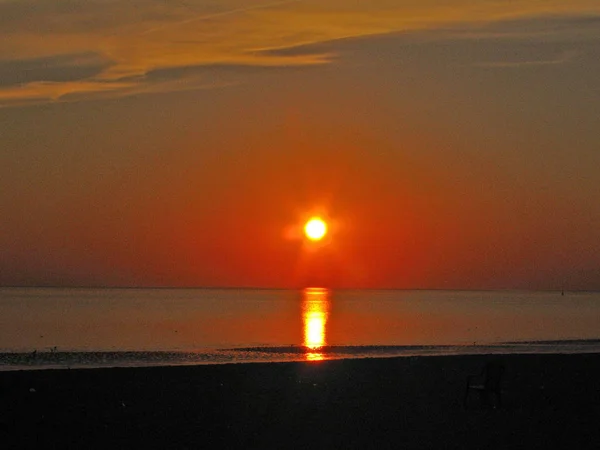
[464,361,505,409]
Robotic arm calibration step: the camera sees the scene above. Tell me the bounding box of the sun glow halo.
[304,218,327,241]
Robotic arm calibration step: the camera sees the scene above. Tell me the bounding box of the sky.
[1,0,600,289]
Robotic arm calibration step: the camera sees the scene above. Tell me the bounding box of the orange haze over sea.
[1,1,600,289]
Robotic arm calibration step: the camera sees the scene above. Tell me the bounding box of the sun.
[304,217,327,241]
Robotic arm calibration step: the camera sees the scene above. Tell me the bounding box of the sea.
[1,287,599,371]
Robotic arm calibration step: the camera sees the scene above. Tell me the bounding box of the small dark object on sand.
[464,361,505,409]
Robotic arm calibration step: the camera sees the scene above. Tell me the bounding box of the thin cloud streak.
[472,49,581,68]
[142,0,305,35]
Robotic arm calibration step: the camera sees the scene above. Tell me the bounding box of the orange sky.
[1,1,600,289]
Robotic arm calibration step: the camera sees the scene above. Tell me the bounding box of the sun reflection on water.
[302,287,330,361]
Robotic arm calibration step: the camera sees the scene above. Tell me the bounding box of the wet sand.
[1,353,599,449]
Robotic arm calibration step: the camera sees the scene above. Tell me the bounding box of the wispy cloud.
[0,53,111,87]
[1,0,599,106]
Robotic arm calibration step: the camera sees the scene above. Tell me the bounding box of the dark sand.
[1,353,599,449]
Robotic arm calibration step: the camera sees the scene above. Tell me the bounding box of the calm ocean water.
[1,288,599,371]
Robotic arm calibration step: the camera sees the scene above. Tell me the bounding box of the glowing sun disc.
[304,218,327,241]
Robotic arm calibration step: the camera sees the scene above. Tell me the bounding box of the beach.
[1,353,599,449]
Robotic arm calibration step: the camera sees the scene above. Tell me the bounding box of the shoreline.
[1,353,599,448]
[2,339,600,373]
